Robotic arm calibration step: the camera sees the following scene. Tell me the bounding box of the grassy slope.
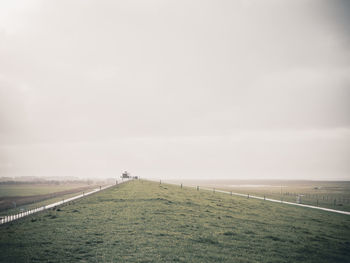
[0,180,349,263]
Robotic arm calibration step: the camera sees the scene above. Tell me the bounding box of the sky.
[0,0,349,180]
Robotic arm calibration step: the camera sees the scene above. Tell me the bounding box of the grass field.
[0,180,349,262]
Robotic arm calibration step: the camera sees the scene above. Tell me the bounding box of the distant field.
[0,183,97,213]
[0,191,91,217]
[0,184,90,197]
[169,180,350,212]
[0,180,349,262]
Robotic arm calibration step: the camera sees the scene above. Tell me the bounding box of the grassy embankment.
[0,180,349,262]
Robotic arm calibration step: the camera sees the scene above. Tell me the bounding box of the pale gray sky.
[0,0,349,180]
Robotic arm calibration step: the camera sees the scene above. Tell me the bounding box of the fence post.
[230,191,232,196]
[247,194,249,199]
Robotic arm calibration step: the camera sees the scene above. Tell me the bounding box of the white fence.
[0,179,130,225]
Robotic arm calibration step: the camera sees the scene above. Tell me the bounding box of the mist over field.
[1,0,350,181]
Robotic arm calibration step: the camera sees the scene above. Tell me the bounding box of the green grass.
[0,184,90,197]
[0,180,349,262]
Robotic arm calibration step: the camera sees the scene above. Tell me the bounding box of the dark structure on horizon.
[121,171,130,179]
[121,171,138,180]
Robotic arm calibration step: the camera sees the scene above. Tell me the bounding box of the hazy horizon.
[1,0,350,181]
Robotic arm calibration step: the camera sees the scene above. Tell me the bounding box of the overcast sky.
[0,0,349,180]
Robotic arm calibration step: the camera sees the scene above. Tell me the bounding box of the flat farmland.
[0,180,349,262]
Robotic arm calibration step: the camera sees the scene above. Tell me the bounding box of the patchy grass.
[0,180,349,262]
